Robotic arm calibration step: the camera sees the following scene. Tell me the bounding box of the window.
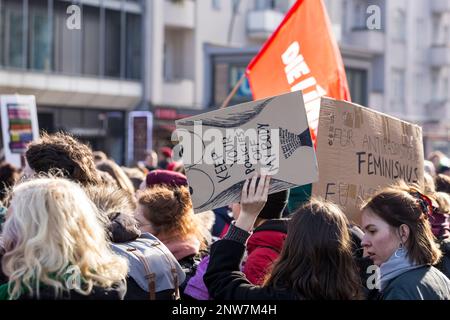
[29,0,51,71]
[443,75,449,100]
[82,5,100,76]
[105,9,121,78]
[432,16,440,45]
[416,18,423,49]
[431,70,439,101]
[392,8,406,41]
[126,13,141,80]
[444,24,450,46]
[3,0,25,68]
[0,0,141,80]
[213,62,229,106]
[53,0,82,74]
[415,73,423,104]
[352,0,366,29]
[391,69,405,106]
[431,70,450,101]
[229,65,252,103]
[255,0,276,10]
[212,58,254,107]
[163,29,192,81]
[345,68,368,106]
[212,0,220,10]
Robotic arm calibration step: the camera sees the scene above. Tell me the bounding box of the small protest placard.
[0,95,39,168]
[175,91,318,212]
[312,97,424,224]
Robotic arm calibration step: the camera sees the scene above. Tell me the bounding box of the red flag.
[246,0,350,136]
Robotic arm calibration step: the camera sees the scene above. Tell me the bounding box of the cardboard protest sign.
[312,97,424,224]
[175,91,318,212]
[0,95,39,168]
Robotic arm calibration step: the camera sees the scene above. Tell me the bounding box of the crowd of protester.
[0,132,449,300]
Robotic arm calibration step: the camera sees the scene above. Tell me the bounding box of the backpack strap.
[126,246,156,300]
[150,241,181,300]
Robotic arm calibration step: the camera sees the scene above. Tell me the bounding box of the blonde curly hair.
[1,177,128,299]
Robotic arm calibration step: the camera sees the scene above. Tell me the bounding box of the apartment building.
[2,0,450,163]
[328,0,450,155]
[0,0,143,163]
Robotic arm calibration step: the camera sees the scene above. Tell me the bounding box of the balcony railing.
[247,9,284,40]
[164,0,195,29]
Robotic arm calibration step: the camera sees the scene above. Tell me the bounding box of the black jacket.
[16,285,124,300]
[204,239,297,300]
[123,277,176,300]
[435,238,450,279]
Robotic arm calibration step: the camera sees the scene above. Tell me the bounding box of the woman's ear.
[399,224,410,244]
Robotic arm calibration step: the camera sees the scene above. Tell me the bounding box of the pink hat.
[145,169,187,188]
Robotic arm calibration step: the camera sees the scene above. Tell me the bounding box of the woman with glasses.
[135,185,212,298]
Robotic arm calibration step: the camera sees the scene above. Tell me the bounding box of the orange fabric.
[246,0,351,135]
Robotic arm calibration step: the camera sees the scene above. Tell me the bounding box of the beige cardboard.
[175,91,318,212]
[312,97,424,225]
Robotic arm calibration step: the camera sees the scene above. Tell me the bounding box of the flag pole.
[220,73,246,109]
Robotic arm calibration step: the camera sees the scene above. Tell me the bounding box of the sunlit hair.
[362,181,442,265]
[1,177,128,299]
[121,167,146,192]
[84,183,137,219]
[25,132,102,186]
[96,160,135,195]
[93,151,108,163]
[84,183,140,243]
[264,198,362,300]
[434,191,450,212]
[435,174,450,194]
[423,172,436,194]
[137,186,206,248]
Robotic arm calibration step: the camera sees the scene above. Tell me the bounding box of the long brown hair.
[264,198,362,300]
[362,181,442,265]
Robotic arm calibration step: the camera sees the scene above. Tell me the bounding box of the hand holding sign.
[235,174,271,232]
[175,91,318,212]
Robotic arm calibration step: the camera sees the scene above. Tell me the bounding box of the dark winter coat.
[435,238,450,279]
[204,238,297,300]
[376,266,450,300]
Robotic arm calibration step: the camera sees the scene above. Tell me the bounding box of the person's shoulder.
[384,266,450,300]
[390,265,448,284]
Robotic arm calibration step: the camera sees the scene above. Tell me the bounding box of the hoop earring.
[394,243,405,258]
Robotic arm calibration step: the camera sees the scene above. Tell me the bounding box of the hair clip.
[409,190,433,218]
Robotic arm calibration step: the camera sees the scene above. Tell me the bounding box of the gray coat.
[381,265,450,300]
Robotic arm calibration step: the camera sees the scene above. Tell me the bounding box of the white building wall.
[147,0,450,152]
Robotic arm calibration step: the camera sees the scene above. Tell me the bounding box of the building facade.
[0,0,143,164]
[2,0,450,164]
[326,0,450,155]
